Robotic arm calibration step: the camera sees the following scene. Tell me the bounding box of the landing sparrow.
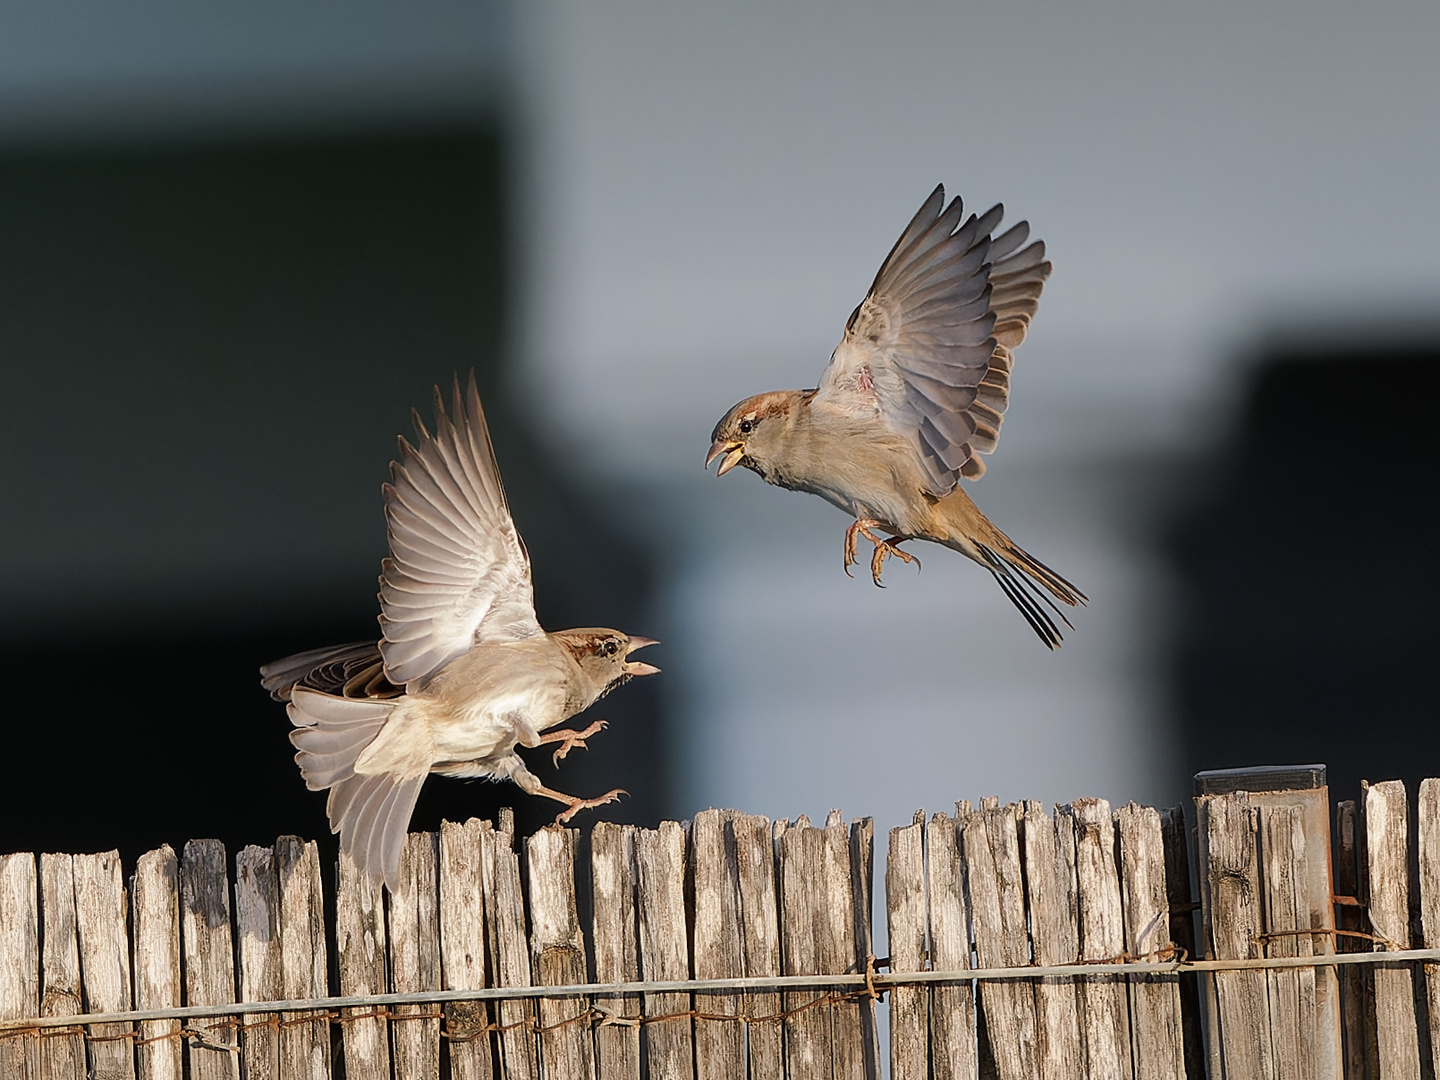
[261,375,658,886]
[707,185,1084,646]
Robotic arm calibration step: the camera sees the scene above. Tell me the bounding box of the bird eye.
[603,640,618,656]
[739,418,754,434]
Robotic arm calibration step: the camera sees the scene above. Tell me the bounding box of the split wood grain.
[590,822,640,1080]
[181,840,239,1080]
[334,850,391,1079]
[927,812,976,1080]
[440,818,496,1080]
[824,812,869,1080]
[234,845,281,1080]
[964,803,1037,1080]
[1068,798,1133,1080]
[481,815,539,1080]
[1418,779,1440,1080]
[132,847,182,1080]
[40,853,84,1080]
[74,851,137,1080]
[1116,802,1183,1080]
[1158,807,1204,1080]
[1201,793,1271,1080]
[390,831,442,1080]
[275,837,330,1079]
[1258,805,1315,1080]
[733,812,783,1079]
[0,852,38,1080]
[886,814,928,1080]
[527,826,594,1080]
[691,808,745,1080]
[1364,780,1421,1080]
[1021,801,1080,1080]
[779,818,828,1080]
[636,821,694,1080]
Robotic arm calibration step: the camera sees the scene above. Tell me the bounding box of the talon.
[853,523,918,587]
[554,788,627,824]
[539,720,609,767]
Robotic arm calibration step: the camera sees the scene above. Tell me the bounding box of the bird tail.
[287,689,422,889]
[933,486,1087,649]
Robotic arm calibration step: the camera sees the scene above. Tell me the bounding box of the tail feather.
[977,541,1087,650]
[288,688,421,889]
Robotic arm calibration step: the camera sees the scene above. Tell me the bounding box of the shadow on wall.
[0,127,665,869]
[1167,337,1440,803]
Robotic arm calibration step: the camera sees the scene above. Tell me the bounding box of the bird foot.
[552,788,627,824]
[844,519,920,586]
[538,720,608,767]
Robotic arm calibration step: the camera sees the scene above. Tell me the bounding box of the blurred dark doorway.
[1168,341,1440,804]
[0,126,664,869]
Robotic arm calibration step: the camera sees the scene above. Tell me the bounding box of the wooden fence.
[2,765,1440,1079]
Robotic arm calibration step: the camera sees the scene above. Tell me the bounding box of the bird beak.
[706,438,745,477]
[623,637,660,676]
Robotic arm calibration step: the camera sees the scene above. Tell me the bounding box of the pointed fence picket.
[3,765,1440,1078]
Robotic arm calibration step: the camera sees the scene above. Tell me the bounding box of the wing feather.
[377,374,542,686]
[815,185,1051,494]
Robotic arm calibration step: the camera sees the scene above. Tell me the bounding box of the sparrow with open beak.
[261,374,659,888]
[707,185,1085,647]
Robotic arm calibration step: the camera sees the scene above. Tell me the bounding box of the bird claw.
[543,720,608,767]
[844,519,919,586]
[553,788,627,824]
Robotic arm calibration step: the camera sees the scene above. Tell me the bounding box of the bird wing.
[378,374,543,685]
[813,184,1050,495]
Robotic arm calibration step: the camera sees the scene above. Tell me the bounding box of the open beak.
[623,637,660,677]
[706,438,745,477]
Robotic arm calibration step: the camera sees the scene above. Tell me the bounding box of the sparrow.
[707,185,1085,647]
[260,374,659,887]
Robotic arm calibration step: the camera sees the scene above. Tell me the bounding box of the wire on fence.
[7,944,1440,1044]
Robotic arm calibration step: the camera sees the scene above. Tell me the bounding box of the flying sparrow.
[707,185,1085,647]
[261,375,658,887]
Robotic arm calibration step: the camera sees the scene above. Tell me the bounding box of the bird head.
[552,629,660,700]
[706,391,803,478]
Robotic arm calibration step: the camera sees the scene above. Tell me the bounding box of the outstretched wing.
[378,373,542,685]
[814,184,1050,495]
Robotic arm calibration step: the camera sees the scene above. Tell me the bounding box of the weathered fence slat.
[1334,797,1375,1080]
[886,813,927,1080]
[590,822,640,1080]
[964,801,1037,1080]
[180,840,239,1080]
[73,851,137,1080]
[733,811,784,1079]
[275,837,330,1080]
[390,831,442,1080]
[527,826,594,1080]
[440,818,496,1080]
[235,845,281,1080]
[482,812,539,1080]
[335,849,392,1079]
[1200,792,1271,1080]
[1259,805,1316,1080]
[132,846,182,1080]
[691,808,745,1080]
[1418,779,1440,1080]
[636,820,694,1080]
[927,811,977,1080]
[1364,780,1421,1080]
[1021,801,1079,1080]
[1070,797,1133,1080]
[1116,802,1185,1080]
[0,852,38,1080]
[39,854,84,1080]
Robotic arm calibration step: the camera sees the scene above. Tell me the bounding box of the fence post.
[1194,764,1342,1080]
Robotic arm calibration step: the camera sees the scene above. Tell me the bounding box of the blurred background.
[0,0,1436,871]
